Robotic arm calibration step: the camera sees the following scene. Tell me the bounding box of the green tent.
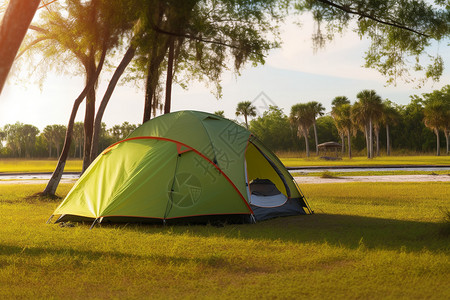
[50,111,311,227]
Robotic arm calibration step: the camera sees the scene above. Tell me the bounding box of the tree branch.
[151,24,264,55]
[315,0,430,37]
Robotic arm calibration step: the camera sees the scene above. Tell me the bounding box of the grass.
[292,170,450,177]
[0,156,449,174]
[0,159,82,173]
[280,155,450,167]
[0,182,449,299]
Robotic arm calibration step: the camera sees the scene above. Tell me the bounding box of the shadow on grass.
[119,214,449,253]
[0,244,231,269]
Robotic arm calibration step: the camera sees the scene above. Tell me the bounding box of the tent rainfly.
[48,111,312,228]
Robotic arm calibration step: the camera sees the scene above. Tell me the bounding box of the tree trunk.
[0,0,40,93]
[347,131,352,159]
[302,128,310,158]
[244,115,248,129]
[43,89,90,195]
[42,49,106,196]
[445,130,449,155]
[90,45,136,161]
[82,56,97,172]
[369,118,373,159]
[164,37,175,114]
[364,125,370,158]
[313,121,319,155]
[386,124,391,156]
[375,126,380,157]
[56,143,61,158]
[340,133,345,153]
[435,128,440,156]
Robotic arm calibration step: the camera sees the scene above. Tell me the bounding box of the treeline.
[249,86,450,157]
[0,122,138,159]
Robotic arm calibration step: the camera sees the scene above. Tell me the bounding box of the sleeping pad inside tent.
[49,110,311,226]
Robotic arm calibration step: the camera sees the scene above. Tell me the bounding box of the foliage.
[295,0,450,85]
[2,122,39,158]
[214,110,225,117]
[250,106,296,151]
[236,100,257,128]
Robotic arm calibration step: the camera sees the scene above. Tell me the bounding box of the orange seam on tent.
[101,136,254,214]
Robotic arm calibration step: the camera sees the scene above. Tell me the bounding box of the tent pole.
[293,179,314,214]
[89,218,99,230]
[250,214,256,224]
[46,214,54,224]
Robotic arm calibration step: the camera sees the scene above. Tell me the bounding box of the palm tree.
[307,101,325,155]
[290,103,314,157]
[331,96,351,153]
[235,101,257,129]
[381,100,400,156]
[332,103,353,158]
[423,99,447,156]
[355,90,383,159]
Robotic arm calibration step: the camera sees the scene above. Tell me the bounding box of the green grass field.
[280,155,450,167]
[0,156,448,173]
[0,159,82,173]
[0,182,449,299]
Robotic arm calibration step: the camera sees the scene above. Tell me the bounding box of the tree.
[381,100,400,156]
[235,101,257,129]
[422,86,450,156]
[214,110,225,118]
[332,102,353,158]
[23,0,137,172]
[307,101,325,155]
[296,0,450,85]
[132,0,281,122]
[250,106,294,151]
[3,122,39,158]
[354,90,383,159]
[109,122,138,142]
[0,0,40,93]
[290,103,314,157]
[42,125,67,158]
[331,96,351,153]
[72,122,84,158]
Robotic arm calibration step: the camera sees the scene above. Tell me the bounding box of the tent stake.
[89,218,99,230]
[46,214,54,224]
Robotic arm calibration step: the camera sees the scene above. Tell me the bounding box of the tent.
[49,111,311,227]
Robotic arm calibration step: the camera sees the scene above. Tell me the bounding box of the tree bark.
[369,118,373,159]
[347,131,352,159]
[313,121,319,155]
[340,133,345,153]
[435,128,440,156]
[90,45,136,161]
[0,0,40,94]
[375,126,380,157]
[445,130,449,155]
[302,127,310,158]
[364,125,370,158]
[386,124,391,156]
[82,54,97,172]
[164,37,175,114]
[42,49,107,196]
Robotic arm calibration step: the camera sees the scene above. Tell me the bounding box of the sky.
[1,13,449,131]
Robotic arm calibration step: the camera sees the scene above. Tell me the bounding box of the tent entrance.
[245,142,289,197]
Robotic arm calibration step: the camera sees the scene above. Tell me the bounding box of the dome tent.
[49,111,311,227]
